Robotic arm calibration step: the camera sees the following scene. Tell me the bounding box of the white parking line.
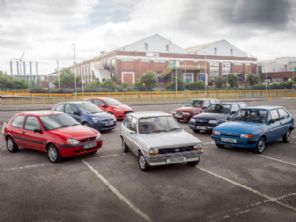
[196,166,296,213]
[82,159,152,222]
[2,163,48,172]
[257,155,296,167]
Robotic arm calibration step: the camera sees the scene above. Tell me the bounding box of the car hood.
[117,104,133,112]
[193,112,229,120]
[49,125,98,140]
[215,121,265,134]
[138,130,201,148]
[88,112,114,120]
[175,106,201,113]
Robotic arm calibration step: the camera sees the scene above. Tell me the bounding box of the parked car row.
[2,97,295,171]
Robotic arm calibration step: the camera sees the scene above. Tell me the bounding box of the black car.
[189,102,247,133]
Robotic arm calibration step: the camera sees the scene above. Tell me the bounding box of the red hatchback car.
[172,98,219,122]
[85,97,133,120]
[3,111,103,163]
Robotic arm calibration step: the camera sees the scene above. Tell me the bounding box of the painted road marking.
[196,166,296,213]
[258,155,296,167]
[82,159,152,222]
[2,163,48,172]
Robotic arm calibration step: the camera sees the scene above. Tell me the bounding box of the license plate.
[167,157,186,163]
[84,142,97,149]
[105,120,114,126]
[196,126,207,130]
[221,137,237,143]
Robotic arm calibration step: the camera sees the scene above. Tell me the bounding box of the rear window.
[11,116,25,128]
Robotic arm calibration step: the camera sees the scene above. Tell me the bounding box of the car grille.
[158,146,194,154]
[79,137,96,143]
[220,133,241,138]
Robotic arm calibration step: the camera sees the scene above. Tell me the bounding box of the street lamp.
[73,43,77,96]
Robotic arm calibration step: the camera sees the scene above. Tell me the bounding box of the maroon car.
[172,98,219,122]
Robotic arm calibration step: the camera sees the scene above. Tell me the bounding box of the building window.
[222,62,231,76]
[230,48,233,55]
[183,73,194,83]
[214,47,217,54]
[166,44,170,52]
[209,61,219,80]
[145,43,149,51]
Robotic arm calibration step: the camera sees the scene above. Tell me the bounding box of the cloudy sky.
[0,0,295,74]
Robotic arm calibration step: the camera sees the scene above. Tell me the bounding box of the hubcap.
[139,155,146,169]
[7,138,14,151]
[258,139,265,152]
[48,147,57,162]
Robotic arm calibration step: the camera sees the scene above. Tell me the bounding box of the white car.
[120,111,203,171]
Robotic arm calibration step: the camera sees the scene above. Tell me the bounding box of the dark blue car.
[52,101,117,132]
[211,106,294,154]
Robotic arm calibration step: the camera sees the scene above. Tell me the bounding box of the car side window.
[278,108,290,119]
[54,104,64,112]
[24,116,41,131]
[231,104,240,112]
[93,99,105,106]
[11,116,25,128]
[203,100,210,107]
[123,116,131,128]
[65,104,79,115]
[130,118,137,132]
[270,110,280,122]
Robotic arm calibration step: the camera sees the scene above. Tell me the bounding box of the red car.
[172,98,219,122]
[3,111,103,163]
[85,97,133,120]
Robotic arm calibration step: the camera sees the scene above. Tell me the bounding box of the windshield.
[232,109,268,123]
[206,104,231,114]
[76,102,103,113]
[104,98,121,106]
[138,116,181,134]
[184,100,203,107]
[40,113,80,130]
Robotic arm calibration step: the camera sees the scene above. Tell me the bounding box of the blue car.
[211,106,294,154]
[52,101,117,132]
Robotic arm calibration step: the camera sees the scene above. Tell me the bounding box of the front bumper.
[211,135,257,148]
[92,120,117,132]
[145,151,202,166]
[189,122,216,131]
[59,140,103,157]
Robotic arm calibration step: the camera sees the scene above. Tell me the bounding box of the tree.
[138,71,157,91]
[228,74,239,88]
[54,68,81,88]
[184,81,205,90]
[0,71,28,89]
[214,76,227,89]
[246,74,260,86]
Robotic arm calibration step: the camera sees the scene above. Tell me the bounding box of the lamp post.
[73,43,77,96]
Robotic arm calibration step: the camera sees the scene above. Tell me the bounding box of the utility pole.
[204,55,207,91]
[73,43,77,96]
[57,60,60,89]
[175,60,178,92]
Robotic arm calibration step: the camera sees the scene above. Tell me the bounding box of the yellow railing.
[1,89,296,105]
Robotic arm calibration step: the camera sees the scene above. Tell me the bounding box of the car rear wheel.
[216,143,224,149]
[82,122,90,127]
[47,144,61,163]
[138,152,150,171]
[121,138,129,153]
[254,137,266,154]
[6,137,18,152]
[282,129,292,143]
[187,159,200,166]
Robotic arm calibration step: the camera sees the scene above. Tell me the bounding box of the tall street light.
[73,43,77,96]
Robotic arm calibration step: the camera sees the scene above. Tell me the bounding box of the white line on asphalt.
[82,159,152,222]
[196,166,296,213]
[2,163,48,172]
[257,155,296,167]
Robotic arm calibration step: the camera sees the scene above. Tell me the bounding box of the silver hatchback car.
[120,112,203,171]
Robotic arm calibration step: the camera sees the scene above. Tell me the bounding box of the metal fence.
[1,89,296,105]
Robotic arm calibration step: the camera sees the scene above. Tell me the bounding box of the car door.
[122,116,132,147]
[65,104,81,122]
[278,108,292,136]
[266,109,282,142]
[22,116,46,151]
[128,118,139,155]
[9,115,26,148]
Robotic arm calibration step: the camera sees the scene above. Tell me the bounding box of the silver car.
[120,111,203,171]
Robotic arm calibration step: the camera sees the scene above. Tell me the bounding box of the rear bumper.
[172,114,193,122]
[59,140,103,158]
[211,135,257,148]
[145,152,202,166]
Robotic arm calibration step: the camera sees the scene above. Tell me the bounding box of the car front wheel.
[6,137,18,152]
[254,137,266,154]
[47,144,61,163]
[138,152,150,171]
[282,129,292,143]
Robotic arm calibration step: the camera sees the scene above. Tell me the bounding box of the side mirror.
[33,129,42,134]
[268,119,275,125]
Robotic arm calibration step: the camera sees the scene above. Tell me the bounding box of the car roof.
[128,111,171,119]
[18,111,63,117]
[241,106,283,110]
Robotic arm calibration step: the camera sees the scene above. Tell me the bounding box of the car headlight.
[209,120,218,124]
[148,147,159,155]
[96,133,101,140]
[240,134,253,139]
[67,138,80,145]
[193,144,203,152]
[212,130,221,135]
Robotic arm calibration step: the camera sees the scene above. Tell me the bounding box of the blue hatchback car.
[52,101,117,132]
[211,106,294,154]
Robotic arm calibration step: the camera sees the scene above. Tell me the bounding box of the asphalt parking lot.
[0,98,296,222]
